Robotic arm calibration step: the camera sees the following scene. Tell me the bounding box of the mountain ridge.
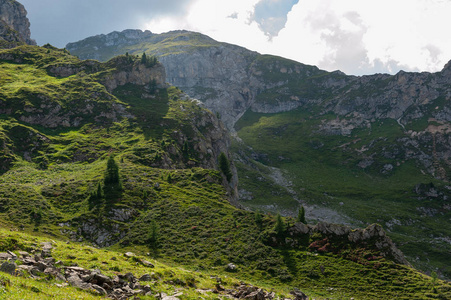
[67,29,451,279]
[1,2,450,298]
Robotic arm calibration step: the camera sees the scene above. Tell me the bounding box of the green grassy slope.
[0,45,450,299]
[67,30,226,62]
[235,108,451,279]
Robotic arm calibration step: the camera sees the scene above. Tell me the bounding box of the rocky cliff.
[0,0,35,48]
[67,30,451,182]
[66,30,451,132]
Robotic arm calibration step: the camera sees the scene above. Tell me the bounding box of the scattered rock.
[225,263,237,272]
[0,243,310,300]
[0,253,12,260]
[139,274,152,281]
[290,288,308,300]
[91,284,107,295]
[124,252,136,258]
[140,259,154,267]
[0,261,17,275]
[6,250,17,260]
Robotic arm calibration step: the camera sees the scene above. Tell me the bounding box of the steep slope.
[67,29,451,278]
[2,45,450,300]
[0,44,238,234]
[0,0,35,48]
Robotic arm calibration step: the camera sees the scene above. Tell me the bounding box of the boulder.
[225,263,237,272]
[290,288,308,300]
[0,261,17,275]
[0,253,12,260]
[139,274,152,282]
[91,284,107,295]
[67,273,92,290]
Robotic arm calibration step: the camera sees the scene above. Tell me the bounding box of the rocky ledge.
[0,243,309,300]
[288,222,410,266]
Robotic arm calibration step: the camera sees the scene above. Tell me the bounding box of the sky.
[19,0,451,76]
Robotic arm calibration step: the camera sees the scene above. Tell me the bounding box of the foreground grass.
[1,227,450,300]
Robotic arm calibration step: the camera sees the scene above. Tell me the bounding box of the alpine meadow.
[0,1,450,299]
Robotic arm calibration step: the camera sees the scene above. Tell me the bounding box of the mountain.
[2,44,449,300]
[1,2,450,298]
[67,29,451,279]
[0,0,35,48]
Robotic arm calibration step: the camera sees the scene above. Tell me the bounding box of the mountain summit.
[0,0,35,48]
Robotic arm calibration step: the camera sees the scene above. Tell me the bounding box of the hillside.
[0,9,450,297]
[67,29,451,279]
[2,44,450,299]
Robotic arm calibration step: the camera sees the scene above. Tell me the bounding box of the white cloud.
[145,0,451,75]
[145,0,271,52]
[273,0,451,74]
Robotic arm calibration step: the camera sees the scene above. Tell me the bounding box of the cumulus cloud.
[19,0,451,75]
[144,0,271,52]
[270,0,451,75]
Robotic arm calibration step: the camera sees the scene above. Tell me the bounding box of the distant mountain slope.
[68,29,451,279]
[67,30,451,133]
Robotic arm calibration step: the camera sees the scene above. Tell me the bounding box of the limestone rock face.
[101,56,167,92]
[0,0,36,48]
[67,30,451,131]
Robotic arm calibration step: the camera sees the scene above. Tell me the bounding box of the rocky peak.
[441,59,451,78]
[0,0,35,48]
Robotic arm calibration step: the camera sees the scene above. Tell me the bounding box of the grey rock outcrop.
[0,0,36,48]
[288,222,410,266]
[100,56,167,92]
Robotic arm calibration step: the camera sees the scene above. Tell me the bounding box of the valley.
[68,29,451,279]
[0,1,450,299]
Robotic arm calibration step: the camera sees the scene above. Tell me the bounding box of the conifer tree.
[141,52,147,64]
[104,155,120,185]
[218,152,232,182]
[148,219,159,248]
[297,206,306,224]
[96,182,103,199]
[275,213,285,236]
[255,211,263,229]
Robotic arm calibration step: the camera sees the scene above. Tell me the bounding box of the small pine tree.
[255,211,263,229]
[431,271,438,286]
[141,52,147,64]
[218,152,232,182]
[167,173,172,183]
[96,182,103,199]
[275,213,285,236]
[104,155,120,185]
[297,206,306,224]
[148,220,159,248]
